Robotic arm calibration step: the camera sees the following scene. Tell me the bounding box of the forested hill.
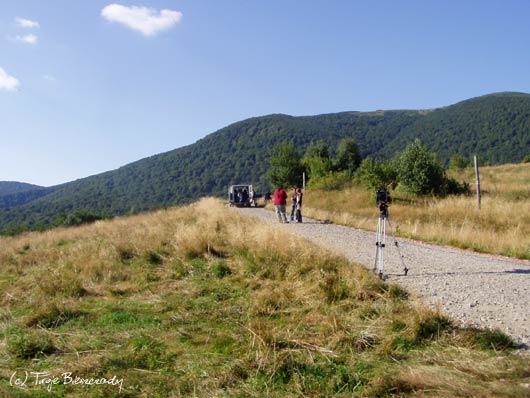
[1,92,529,233]
[377,92,530,163]
[0,182,52,211]
[0,181,43,196]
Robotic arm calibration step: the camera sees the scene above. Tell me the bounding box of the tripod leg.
[373,217,381,273]
[386,218,409,276]
[378,217,386,279]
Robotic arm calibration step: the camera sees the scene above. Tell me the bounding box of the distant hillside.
[1,92,529,233]
[377,92,530,163]
[0,181,43,196]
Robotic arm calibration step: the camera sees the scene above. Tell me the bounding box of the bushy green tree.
[334,138,361,176]
[396,139,445,195]
[356,157,398,190]
[266,141,304,188]
[302,141,333,179]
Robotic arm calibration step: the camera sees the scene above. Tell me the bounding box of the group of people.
[235,188,249,203]
[273,186,303,223]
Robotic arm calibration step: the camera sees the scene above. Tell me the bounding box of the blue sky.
[1,1,529,186]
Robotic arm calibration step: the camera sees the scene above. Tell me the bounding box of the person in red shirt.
[273,185,289,223]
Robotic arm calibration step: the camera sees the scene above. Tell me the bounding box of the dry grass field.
[0,198,528,397]
[303,163,530,260]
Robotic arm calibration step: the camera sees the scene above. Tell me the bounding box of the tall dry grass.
[0,197,528,397]
[304,163,530,259]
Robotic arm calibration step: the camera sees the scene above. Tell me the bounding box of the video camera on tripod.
[376,188,391,217]
[373,188,408,278]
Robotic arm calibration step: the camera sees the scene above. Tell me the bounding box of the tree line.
[267,138,471,196]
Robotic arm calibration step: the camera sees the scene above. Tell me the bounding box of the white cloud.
[101,4,182,36]
[15,34,38,44]
[15,17,40,29]
[0,67,20,92]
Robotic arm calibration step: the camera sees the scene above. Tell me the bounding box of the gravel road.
[237,207,530,348]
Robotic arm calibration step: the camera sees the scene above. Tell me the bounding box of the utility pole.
[474,155,481,210]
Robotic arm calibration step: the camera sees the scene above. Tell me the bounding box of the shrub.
[356,157,398,190]
[307,171,352,190]
[397,139,445,195]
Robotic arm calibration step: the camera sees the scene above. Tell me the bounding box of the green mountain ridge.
[0,181,44,196]
[1,92,529,233]
[378,92,530,163]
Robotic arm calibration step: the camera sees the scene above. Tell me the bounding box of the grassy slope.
[0,199,528,397]
[303,163,530,260]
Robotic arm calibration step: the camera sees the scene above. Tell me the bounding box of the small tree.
[356,157,398,190]
[397,139,445,195]
[302,141,333,179]
[266,141,304,188]
[334,138,361,176]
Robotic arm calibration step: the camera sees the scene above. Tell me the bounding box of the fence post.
[474,155,481,210]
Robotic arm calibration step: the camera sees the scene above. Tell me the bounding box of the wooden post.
[302,172,306,192]
[474,156,481,210]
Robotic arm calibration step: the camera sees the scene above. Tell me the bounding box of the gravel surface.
[237,207,530,348]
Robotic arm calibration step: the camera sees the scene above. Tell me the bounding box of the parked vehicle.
[228,184,256,207]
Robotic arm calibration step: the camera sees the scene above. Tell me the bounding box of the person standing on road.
[295,187,303,223]
[290,187,297,221]
[274,185,289,223]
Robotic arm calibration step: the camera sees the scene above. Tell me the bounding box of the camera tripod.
[373,203,408,279]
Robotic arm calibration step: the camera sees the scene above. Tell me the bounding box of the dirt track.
[238,207,530,348]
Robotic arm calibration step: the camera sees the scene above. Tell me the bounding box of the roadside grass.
[302,162,530,260]
[0,198,528,397]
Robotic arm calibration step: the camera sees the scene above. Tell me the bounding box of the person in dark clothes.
[295,187,303,223]
[290,187,297,221]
